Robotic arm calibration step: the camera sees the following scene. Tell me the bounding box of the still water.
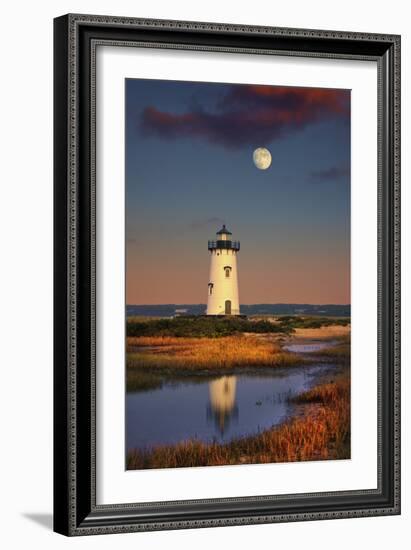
[283,341,337,353]
[126,363,330,452]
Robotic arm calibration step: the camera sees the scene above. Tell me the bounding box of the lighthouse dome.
[216,224,232,236]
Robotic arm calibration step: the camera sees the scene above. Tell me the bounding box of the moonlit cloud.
[140,85,350,149]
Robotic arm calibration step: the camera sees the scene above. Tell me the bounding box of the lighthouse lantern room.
[206,225,240,316]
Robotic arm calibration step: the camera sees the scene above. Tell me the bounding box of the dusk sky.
[125,79,350,305]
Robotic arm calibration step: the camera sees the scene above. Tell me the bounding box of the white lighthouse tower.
[206,225,240,316]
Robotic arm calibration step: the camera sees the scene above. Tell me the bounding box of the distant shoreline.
[126,303,351,318]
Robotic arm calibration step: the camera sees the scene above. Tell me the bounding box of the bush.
[126,315,350,338]
[127,316,286,338]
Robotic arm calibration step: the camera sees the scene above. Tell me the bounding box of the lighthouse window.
[224,266,231,278]
[208,283,214,295]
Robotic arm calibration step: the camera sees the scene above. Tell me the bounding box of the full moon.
[253,147,272,170]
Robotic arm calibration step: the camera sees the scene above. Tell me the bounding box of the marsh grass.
[316,338,351,363]
[126,315,350,339]
[127,335,302,371]
[127,374,350,469]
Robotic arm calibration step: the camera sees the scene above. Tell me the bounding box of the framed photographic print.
[53,14,401,536]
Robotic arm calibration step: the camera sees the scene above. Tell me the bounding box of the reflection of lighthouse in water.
[207,376,238,435]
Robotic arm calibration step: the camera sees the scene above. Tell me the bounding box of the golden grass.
[127,374,350,469]
[292,377,350,405]
[292,325,351,339]
[127,335,302,370]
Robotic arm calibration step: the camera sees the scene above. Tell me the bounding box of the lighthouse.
[206,225,240,316]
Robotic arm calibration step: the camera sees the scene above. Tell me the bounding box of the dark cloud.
[140,85,350,149]
[309,166,350,183]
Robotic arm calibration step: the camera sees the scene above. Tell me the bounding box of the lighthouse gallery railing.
[208,240,240,251]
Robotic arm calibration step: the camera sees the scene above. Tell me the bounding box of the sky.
[125,79,350,305]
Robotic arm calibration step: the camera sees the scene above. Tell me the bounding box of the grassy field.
[126,315,349,339]
[127,371,350,469]
[126,316,350,384]
[127,335,302,372]
[292,324,351,340]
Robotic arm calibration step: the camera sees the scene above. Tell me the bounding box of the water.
[283,341,337,353]
[126,364,329,451]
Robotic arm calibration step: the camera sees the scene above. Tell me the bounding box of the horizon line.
[126,302,351,307]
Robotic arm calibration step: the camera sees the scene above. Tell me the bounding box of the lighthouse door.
[225,300,232,315]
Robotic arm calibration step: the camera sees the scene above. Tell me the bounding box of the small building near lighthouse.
[207,225,240,316]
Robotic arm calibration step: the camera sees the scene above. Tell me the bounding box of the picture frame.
[53,13,401,536]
